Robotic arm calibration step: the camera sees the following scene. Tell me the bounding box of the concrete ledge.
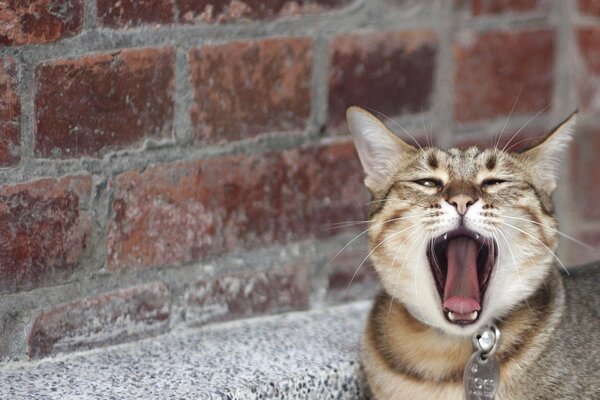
[0,301,371,399]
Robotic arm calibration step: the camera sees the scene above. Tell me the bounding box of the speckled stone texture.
[0,302,371,399]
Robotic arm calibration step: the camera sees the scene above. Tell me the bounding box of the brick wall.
[0,0,598,362]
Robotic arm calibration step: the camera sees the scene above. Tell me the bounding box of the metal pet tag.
[463,324,501,400]
[463,351,500,400]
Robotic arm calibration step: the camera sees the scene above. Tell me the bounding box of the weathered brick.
[177,0,351,24]
[578,28,600,75]
[578,0,600,16]
[185,266,309,326]
[571,125,600,220]
[105,141,367,271]
[0,176,92,294]
[189,37,312,143]
[35,47,175,158]
[328,31,437,130]
[456,0,540,15]
[97,0,175,28]
[0,0,83,46]
[28,283,171,359]
[454,29,555,122]
[0,58,20,167]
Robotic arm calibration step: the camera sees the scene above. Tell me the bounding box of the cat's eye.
[414,178,442,188]
[481,179,507,187]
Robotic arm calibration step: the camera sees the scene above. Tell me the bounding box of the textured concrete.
[0,301,371,399]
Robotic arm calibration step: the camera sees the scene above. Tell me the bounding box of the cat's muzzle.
[427,228,497,326]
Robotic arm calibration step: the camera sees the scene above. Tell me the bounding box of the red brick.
[28,283,170,359]
[97,0,175,28]
[578,28,600,75]
[0,176,91,294]
[0,58,20,166]
[328,31,437,130]
[189,37,312,144]
[0,0,83,46]
[105,141,367,271]
[185,266,309,326]
[177,0,351,24]
[454,29,555,122]
[35,47,175,158]
[456,0,540,15]
[571,125,600,220]
[578,0,600,16]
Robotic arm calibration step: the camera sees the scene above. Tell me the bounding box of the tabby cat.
[346,106,599,400]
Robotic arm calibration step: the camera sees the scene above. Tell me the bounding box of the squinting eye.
[414,178,442,188]
[481,179,507,187]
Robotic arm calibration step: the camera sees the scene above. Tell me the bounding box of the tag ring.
[473,324,501,359]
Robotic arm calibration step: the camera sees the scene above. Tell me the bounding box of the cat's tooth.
[475,233,480,240]
[443,233,448,240]
[469,311,478,320]
[447,311,456,321]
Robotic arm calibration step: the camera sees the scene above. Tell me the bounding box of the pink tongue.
[443,237,481,315]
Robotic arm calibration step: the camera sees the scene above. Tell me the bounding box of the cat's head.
[348,106,577,336]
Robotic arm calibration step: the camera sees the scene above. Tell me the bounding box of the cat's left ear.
[347,106,417,192]
[520,111,578,194]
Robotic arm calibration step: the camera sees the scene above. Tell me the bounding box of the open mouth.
[426,228,497,326]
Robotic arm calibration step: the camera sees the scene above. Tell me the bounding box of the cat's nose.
[448,194,475,216]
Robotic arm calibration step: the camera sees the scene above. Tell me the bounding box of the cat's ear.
[347,106,417,192]
[520,111,578,194]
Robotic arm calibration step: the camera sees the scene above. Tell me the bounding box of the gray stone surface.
[0,301,371,399]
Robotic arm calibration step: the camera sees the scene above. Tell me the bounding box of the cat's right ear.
[347,106,416,192]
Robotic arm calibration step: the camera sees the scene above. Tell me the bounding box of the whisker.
[319,220,371,230]
[421,107,431,148]
[495,86,523,148]
[503,135,541,153]
[413,230,431,324]
[496,228,532,311]
[489,229,503,297]
[344,222,421,294]
[367,199,427,209]
[499,221,570,275]
[326,215,420,272]
[429,236,445,280]
[388,224,420,319]
[501,104,551,153]
[387,228,426,323]
[502,215,595,250]
[364,106,424,151]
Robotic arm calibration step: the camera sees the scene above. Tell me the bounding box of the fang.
[469,311,478,320]
[448,311,456,321]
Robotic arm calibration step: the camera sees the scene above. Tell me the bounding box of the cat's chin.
[426,227,497,327]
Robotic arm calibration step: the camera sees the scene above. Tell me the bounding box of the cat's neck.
[364,267,565,384]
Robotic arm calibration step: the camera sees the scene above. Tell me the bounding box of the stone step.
[0,301,371,399]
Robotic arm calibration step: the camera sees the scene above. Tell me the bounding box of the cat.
[346,106,600,400]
